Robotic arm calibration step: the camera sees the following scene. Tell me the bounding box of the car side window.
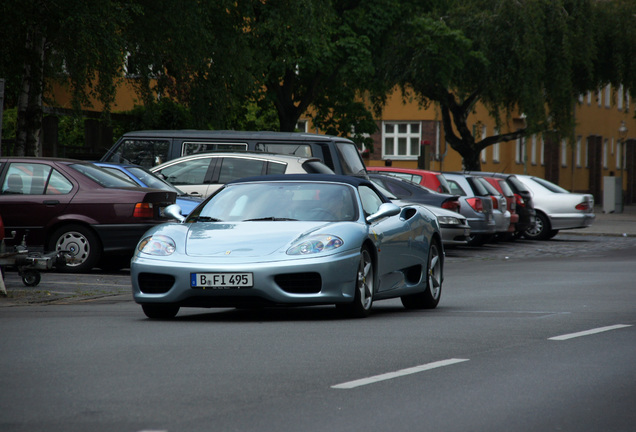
[447,180,467,196]
[46,169,73,194]
[106,139,169,168]
[2,163,56,195]
[266,161,287,175]
[358,186,384,216]
[217,158,266,184]
[156,158,213,186]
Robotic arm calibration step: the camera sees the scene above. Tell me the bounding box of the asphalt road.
[1,235,635,432]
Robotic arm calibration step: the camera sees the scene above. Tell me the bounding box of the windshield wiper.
[243,217,298,221]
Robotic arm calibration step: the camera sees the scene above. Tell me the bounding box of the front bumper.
[131,248,361,307]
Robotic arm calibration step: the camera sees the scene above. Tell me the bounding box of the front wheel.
[338,248,374,318]
[48,224,101,273]
[401,240,443,309]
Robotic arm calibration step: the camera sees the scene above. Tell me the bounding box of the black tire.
[338,248,374,318]
[401,240,443,310]
[142,303,180,319]
[466,233,488,246]
[48,224,101,273]
[524,212,551,240]
[21,270,41,287]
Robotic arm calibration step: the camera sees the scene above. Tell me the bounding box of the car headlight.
[287,235,344,255]
[138,235,176,256]
[437,216,462,225]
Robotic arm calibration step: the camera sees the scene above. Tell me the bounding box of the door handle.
[43,200,60,205]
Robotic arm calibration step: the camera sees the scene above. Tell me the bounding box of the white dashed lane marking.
[331,358,469,390]
[549,324,632,341]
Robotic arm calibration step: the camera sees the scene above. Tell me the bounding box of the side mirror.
[164,204,185,222]
[366,202,400,223]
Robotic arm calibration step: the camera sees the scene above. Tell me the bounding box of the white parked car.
[515,175,595,240]
[150,152,334,198]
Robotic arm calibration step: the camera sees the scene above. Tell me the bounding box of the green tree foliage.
[241,0,404,145]
[381,0,636,170]
[0,0,137,155]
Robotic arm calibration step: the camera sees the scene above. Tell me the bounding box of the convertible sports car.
[131,174,444,319]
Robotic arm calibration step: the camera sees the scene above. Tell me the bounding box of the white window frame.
[561,139,568,167]
[382,122,422,159]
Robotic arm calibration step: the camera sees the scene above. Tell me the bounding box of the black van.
[100,130,368,177]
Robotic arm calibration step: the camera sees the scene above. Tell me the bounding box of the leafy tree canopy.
[380,0,636,170]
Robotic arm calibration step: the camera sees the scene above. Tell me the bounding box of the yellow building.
[360,86,636,205]
[42,79,636,205]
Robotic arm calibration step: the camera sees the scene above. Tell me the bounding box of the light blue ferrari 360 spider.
[131,174,444,319]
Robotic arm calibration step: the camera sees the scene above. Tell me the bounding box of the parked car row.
[0,146,596,277]
[365,167,595,245]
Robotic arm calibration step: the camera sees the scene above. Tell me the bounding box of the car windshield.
[187,182,358,222]
[70,163,140,188]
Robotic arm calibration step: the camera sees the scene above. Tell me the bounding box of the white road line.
[549,324,632,341]
[331,358,469,390]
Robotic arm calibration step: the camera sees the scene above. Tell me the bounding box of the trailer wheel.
[22,270,41,287]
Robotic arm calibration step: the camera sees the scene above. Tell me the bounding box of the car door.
[0,162,76,248]
[358,185,423,293]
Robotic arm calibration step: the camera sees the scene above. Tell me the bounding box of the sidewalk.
[567,204,636,237]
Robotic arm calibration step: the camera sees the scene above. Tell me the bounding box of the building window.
[585,139,589,168]
[561,139,568,167]
[516,137,525,164]
[616,139,622,169]
[295,120,308,132]
[479,125,487,163]
[576,136,582,167]
[382,122,421,158]
[530,135,537,165]
[493,128,500,162]
[603,139,608,169]
[618,85,624,111]
[587,91,592,105]
[540,136,545,166]
[605,84,611,108]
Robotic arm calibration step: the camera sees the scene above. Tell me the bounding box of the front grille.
[275,272,322,294]
[138,272,175,294]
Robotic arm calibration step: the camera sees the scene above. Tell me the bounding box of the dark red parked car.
[0,157,176,272]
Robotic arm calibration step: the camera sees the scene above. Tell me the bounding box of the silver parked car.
[150,152,334,198]
[369,177,470,246]
[514,175,595,240]
[443,172,497,246]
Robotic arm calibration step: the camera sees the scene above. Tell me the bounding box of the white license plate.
[191,273,253,289]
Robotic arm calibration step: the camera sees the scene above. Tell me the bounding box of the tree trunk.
[15,29,45,157]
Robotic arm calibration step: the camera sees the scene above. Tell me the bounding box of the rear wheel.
[401,240,443,309]
[524,212,550,240]
[48,224,101,273]
[142,303,180,319]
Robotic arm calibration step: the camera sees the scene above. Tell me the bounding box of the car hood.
[184,221,330,257]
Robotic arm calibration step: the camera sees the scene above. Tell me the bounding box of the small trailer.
[0,231,66,295]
